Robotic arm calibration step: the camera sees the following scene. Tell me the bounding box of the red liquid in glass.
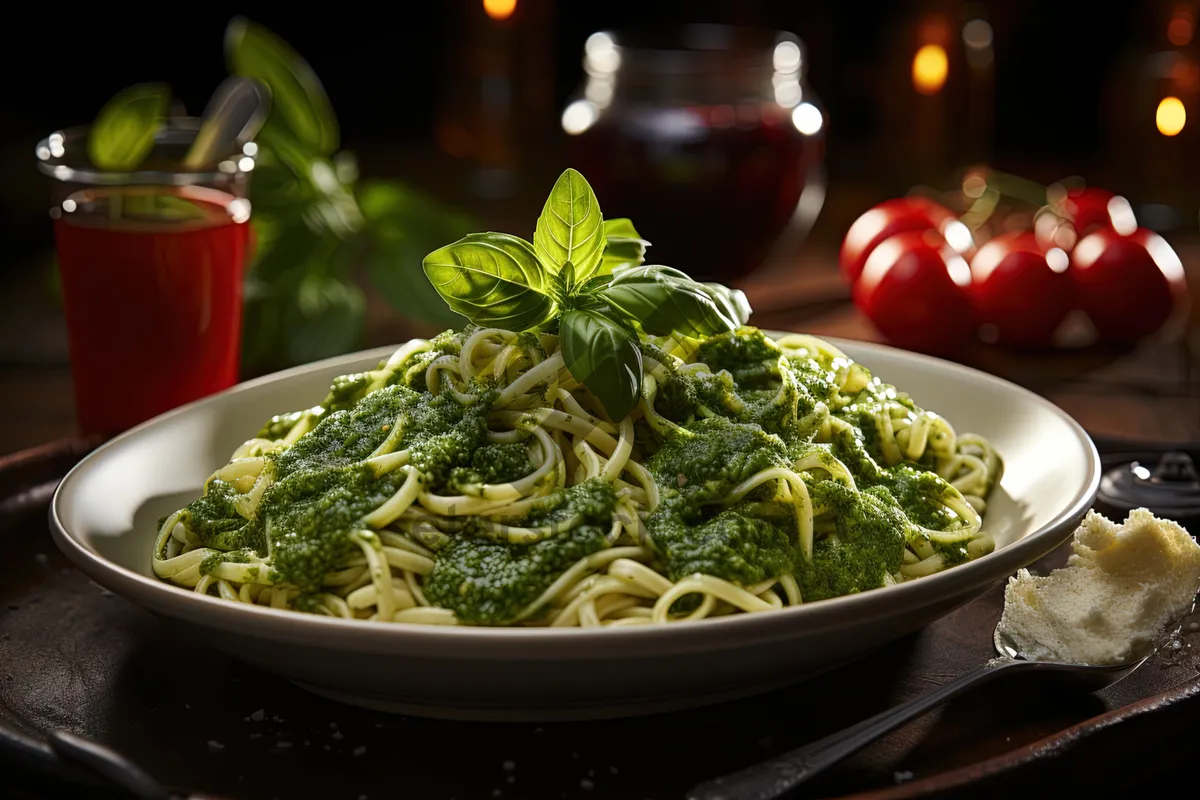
[52,187,250,436]
[569,104,824,282]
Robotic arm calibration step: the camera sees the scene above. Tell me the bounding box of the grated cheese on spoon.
[996,508,1200,666]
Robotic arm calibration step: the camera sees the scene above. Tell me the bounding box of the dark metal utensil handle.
[687,660,1024,800]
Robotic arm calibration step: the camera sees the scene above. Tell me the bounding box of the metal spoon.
[182,75,271,170]
[687,624,1158,800]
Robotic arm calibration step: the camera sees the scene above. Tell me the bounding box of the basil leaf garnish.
[599,218,650,275]
[423,232,558,330]
[700,282,753,327]
[226,16,339,156]
[603,218,643,240]
[534,168,605,280]
[600,265,738,338]
[560,309,643,421]
[418,167,754,420]
[88,83,170,171]
[578,274,613,295]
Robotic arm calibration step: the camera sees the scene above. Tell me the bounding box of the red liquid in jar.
[568,103,823,282]
[52,187,250,436]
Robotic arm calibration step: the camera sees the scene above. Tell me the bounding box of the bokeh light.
[1169,6,1195,46]
[1156,96,1187,136]
[483,0,517,21]
[791,102,823,135]
[912,44,949,95]
[561,100,598,135]
[773,40,802,73]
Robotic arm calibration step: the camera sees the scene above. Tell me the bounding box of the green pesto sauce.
[185,326,989,619]
[383,329,462,394]
[695,325,783,380]
[258,463,407,591]
[186,359,515,594]
[199,547,254,576]
[449,443,533,489]
[644,416,795,585]
[797,483,909,601]
[185,479,264,552]
[638,327,986,600]
[425,479,617,625]
[256,409,313,441]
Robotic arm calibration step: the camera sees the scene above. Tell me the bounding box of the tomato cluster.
[840,182,1190,354]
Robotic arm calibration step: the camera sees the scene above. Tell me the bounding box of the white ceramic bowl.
[49,337,1099,720]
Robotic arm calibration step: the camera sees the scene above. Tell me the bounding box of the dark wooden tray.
[2,438,1199,800]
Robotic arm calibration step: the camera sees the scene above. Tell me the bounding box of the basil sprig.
[422,169,753,420]
[423,233,558,330]
[559,309,643,421]
[599,218,651,274]
[534,168,605,282]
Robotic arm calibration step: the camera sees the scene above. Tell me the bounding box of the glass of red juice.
[36,118,254,437]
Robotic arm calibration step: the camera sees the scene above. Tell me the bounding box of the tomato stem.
[969,166,1048,208]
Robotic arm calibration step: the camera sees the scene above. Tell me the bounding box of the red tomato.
[968,232,1072,348]
[839,197,958,285]
[852,229,975,354]
[1071,227,1190,341]
[1060,186,1115,234]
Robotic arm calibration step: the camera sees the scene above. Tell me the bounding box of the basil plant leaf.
[423,232,558,330]
[88,83,170,171]
[284,272,366,366]
[534,168,605,281]
[560,309,643,421]
[600,265,738,338]
[578,274,612,295]
[599,218,651,275]
[226,17,339,156]
[359,179,474,328]
[603,218,643,240]
[700,282,753,327]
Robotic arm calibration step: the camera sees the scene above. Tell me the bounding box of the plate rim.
[48,334,1100,654]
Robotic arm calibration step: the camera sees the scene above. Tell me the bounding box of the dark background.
[0,0,1159,268]
[0,1,1142,152]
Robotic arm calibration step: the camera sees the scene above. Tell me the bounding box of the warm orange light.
[483,0,517,21]
[912,44,948,95]
[1157,96,1187,135]
[1168,6,1195,46]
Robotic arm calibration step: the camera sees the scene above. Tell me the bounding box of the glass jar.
[563,25,827,283]
[35,118,254,436]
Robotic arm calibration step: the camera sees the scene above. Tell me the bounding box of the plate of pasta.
[49,170,1099,719]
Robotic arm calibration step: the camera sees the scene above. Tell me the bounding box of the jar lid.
[1097,451,1200,520]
